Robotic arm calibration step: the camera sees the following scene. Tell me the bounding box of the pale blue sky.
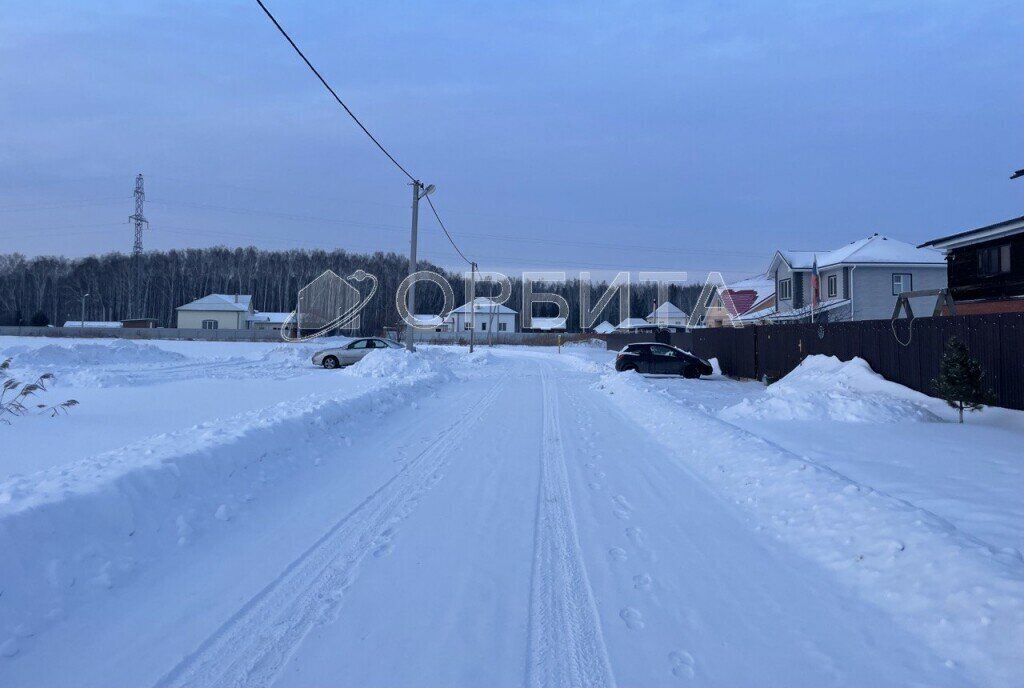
[1,1,1022,280]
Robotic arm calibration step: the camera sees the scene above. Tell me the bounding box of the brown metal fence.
[608,314,1024,411]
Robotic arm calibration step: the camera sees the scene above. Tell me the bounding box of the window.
[464,320,472,330]
[892,273,912,295]
[827,274,838,298]
[978,244,1011,276]
[498,323,507,331]
[201,319,218,330]
[649,345,676,357]
[481,322,487,331]
[349,339,369,349]
[778,278,792,300]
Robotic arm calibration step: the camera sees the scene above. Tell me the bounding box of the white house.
[412,313,455,332]
[645,302,688,327]
[766,234,946,323]
[176,294,254,330]
[451,297,517,334]
[592,320,616,334]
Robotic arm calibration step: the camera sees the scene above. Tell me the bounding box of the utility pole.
[405,180,435,352]
[468,262,476,353]
[128,173,148,318]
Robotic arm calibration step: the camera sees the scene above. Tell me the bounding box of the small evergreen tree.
[932,336,989,423]
[29,310,49,327]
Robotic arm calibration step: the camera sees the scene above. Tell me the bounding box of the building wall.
[849,266,947,320]
[452,311,517,333]
[947,232,1024,301]
[176,310,246,330]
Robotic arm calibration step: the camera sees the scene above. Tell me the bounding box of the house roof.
[592,320,616,334]
[528,317,566,330]
[919,214,1024,250]
[616,317,658,330]
[721,274,775,315]
[246,311,291,324]
[770,235,945,273]
[451,297,517,314]
[646,302,688,320]
[177,294,253,312]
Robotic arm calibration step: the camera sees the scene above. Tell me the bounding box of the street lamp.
[405,181,436,352]
[80,293,90,327]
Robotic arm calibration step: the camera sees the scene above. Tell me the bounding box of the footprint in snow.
[669,650,696,678]
[608,547,628,562]
[619,607,644,630]
[633,573,653,591]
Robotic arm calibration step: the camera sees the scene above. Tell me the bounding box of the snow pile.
[597,369,1024,687]
[8,339,186,367]
[720,355,939,423]
[346,347,457,382]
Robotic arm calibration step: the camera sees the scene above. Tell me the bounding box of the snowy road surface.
[1,338,1022,687]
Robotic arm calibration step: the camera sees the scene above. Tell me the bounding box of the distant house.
[645,302,688,328]
[247,312,291,331]
[919,215,1024,314]
[412,313,454,332]
[176,294,253,330]
[451,297,517,333]
[121,318,159,329]
[63,320,122,328]
[592,320,616,334]
[703,275,775,328]
[616,317,659,332]
[766,234,946,323]
[526,317,566,333]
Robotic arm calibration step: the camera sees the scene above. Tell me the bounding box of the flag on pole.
[810,254,820,321]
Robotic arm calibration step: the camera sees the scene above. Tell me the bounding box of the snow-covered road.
[2,339,1021,687]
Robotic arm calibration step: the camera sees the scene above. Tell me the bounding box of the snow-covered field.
[1,336,1022,687]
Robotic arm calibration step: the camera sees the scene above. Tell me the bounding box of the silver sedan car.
[312,337,402,369]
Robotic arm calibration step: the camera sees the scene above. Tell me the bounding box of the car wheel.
[682,364,701,379]
[620,363,639,373]
[322,356,340,369]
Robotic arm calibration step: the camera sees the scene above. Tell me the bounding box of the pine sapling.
[931,337,990,423]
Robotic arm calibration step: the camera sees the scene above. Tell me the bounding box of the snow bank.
[6,339,186,367]
[345,347,457,382]
[0,348,454,650]
[720,355,939,423]
[597,369,1024,687]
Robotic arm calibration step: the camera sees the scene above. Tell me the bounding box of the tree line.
[0,247,701,333]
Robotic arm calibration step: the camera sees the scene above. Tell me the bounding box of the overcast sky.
[1,0,1022,281]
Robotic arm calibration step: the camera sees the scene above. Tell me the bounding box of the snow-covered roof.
[246,311,291,324]
[646,302,688,320]
[616,318,658,330]
[719,274,775,316]
[62,321,122,328]
[592,320,616,334]
[451,297,517,314]
[177,294,253,312]
[528,317,566,331]
[771,235,945,272]
[920,214,1024,251]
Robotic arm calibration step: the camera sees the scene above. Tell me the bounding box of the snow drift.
[597,368,1024,687]
[720,355,940,423]
[6,339,186,367]
[0,346,464,653]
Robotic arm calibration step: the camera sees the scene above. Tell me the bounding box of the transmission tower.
[129,173,148,255]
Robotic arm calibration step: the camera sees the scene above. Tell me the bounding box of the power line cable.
[424,194,472,266]
[254,0,416,183]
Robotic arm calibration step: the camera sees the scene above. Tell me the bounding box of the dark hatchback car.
[614,343,714,378]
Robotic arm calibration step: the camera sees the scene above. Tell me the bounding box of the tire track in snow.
[154,381,505,688]
[526,366,616,688]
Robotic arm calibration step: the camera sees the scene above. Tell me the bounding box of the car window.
[650,345,676,357]
[371,340,387,348]
[349,340,369,349]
